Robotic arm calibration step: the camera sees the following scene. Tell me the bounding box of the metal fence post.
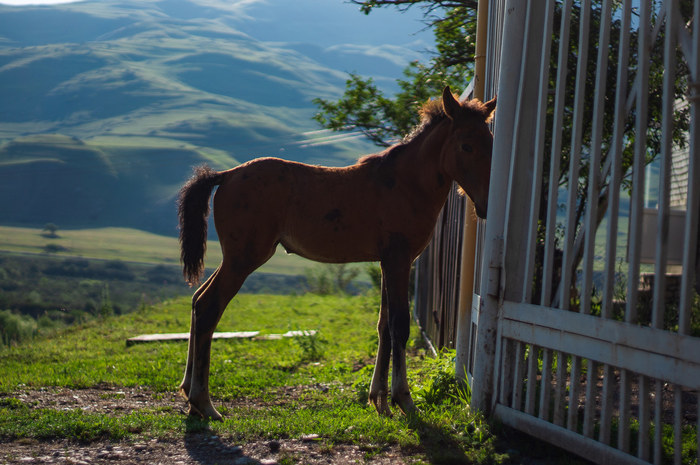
[470,0,528,415]
[455,0,489,385]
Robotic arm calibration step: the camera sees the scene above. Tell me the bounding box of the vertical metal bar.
[472,0,528,416]
[511,341,524,410]
[582,360,597,438]
[598,364,614,445]
[621,0,651,453]
[695,19,700,444]
[651,0,678,331]
[674,385,682,465]
[560,0,591,310]
[619,370,632,452]
[579,1,612,441]
[567,356,581,431]
[638,374,650,461]
[525,345,538,415]
[522,0,555,303]
[624,7,666,118]
[602,0,631,319]
[654,379,663,465]
[503,1,545,304]
[542,0,573,307]
[563,1,591,434]
[499,338,513,405]
[456,0,489,380]
[538,348,552,421]
[581,0,612,314]
[553,351,567,427]
[678,0,700,337]
[626,0,650,327]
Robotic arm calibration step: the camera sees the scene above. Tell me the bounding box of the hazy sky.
[0,0,82,4]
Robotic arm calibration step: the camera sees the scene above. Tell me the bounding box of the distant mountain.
[0,0,432,235]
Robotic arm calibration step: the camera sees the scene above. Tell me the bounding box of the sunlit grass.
[0,293,517,464]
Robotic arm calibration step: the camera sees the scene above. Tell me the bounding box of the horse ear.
[482,95,497,123]
[442,86,461,120]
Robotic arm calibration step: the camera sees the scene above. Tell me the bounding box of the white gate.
[468,1,700,464]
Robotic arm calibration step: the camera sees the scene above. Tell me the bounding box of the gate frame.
[465,1,700,464]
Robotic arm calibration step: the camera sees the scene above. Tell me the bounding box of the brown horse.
[177,86,496,420]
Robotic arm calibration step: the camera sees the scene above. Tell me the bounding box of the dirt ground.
[0,386,441,465]
[1,435,409,465]
[0,385,591,464]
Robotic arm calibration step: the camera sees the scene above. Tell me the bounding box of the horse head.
[440,86,496,219]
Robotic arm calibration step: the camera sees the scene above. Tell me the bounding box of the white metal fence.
[465,0,700,463]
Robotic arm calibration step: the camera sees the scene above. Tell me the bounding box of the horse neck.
[398,119,453,201]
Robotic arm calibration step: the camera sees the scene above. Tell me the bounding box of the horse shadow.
[183,418,260,465]
[405,414,473,464]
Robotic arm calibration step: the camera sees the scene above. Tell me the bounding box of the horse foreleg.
[382,258,417,416]
[179,267,219,401]
[369,278,392,416]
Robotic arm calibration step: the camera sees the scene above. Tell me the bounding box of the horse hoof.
[369,395,392,417]
[373,401,392,417]
[188,401,223,421]
[392,393,417,417]
[399,402,418,418]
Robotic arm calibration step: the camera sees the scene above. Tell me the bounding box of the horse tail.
[178,165,225,286]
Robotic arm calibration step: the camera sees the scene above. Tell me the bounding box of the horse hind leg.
[184,262,248,420]
[186,243,277,420]
[179,266,220,401]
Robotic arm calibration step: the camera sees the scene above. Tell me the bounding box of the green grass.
[0,225,308,276]
[0,294,378,394]
[0,293,517,463]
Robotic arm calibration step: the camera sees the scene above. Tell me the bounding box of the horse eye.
[461,143,473,152]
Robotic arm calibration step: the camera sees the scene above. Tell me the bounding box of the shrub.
[43,244,68,253]
[0,310,37,346]
[304,263,361,295]
[366,263,381,291]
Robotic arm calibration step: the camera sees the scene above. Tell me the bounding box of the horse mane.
[405,95,491,144]
[359,94,489,167]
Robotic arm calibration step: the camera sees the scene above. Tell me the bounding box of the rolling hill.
[0,0,431,235]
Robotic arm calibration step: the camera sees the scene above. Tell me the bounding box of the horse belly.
[280,223,379,264]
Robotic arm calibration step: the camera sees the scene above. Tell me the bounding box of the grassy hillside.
[0,226,368,331]
[0,225,309,274]
[0,0,386,234]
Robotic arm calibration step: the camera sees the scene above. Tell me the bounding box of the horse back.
[213,156,447,263]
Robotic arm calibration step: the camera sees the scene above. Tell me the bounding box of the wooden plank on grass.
[126,330,318,346]
[126,331,259,346]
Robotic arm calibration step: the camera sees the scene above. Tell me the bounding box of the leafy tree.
[42,223,59,238]
[313,2,476,146]
[314,0,691,306]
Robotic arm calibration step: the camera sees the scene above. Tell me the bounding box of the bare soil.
[0,386,424,465]
[1,435,409,465]
[0,386,587,464]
